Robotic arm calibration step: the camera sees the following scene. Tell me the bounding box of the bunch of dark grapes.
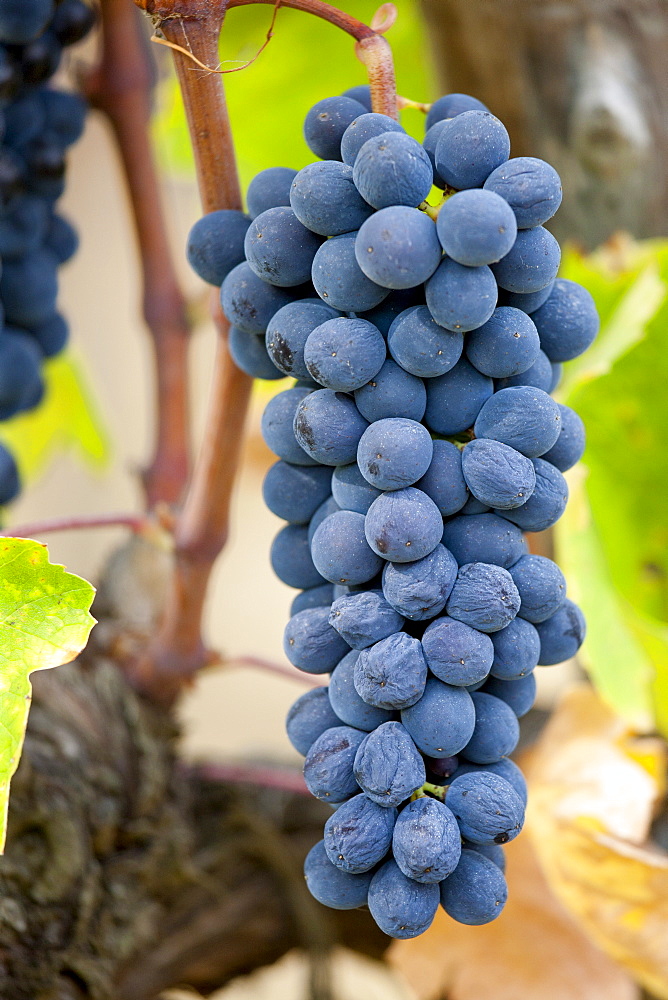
[187,85,596,938]
[0,0,96,505]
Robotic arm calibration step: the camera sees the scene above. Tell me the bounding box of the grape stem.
[87,0,192,508]
[222,654,324,687]
[420,781,447,801]
[4,512,157,539]
[128,0,400,705]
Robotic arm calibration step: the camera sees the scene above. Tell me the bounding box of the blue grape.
[331,463,381,514]
[491,226,561,294]
[483,156,562,228]
[265,299,338,379]
[355,207,442,289]
[495,348,552,392]
[423,358,493,436]
[304,724,367,801]
[329,590,404,649]
[393,797,461,882]
[499,458,568,532]
[304,317,386,391]
[541,404,585,472]
[262,460,332,523]
[0,248,58,328]
[261,386,319,465]
[460,496,491,515]
[0,0,54,43]
[365,487,444,563]
[549,362,563,393]
[531,278,599,362]
[353,132,433,209]
[271,523,324,589]
[425,259,497,333]
[401,677,475,756]
[446,771,523,843]
[353,721,426,806]
[283,606,349,673]
[41,89,87,143]
[247,166,297,218]
[436,189,517,267]
[341,112,404,166]
[441,513,526,569]
[461,439,536,510]
[426,755,460,780]
[29,314,69,358]
[304,840,372,909]
[465,306,540,378]
[186,209,250,286]
[244,206,323,287]
[0,196,48,258]
[368,859,440,938]
[382,544,458,622]
[290,583,335,616]
[293,388,368,466]
[422,120,448,188]
[0,330,43,419]
[474,386,561,458]
[359,288,425,337]
[229,327,285,380]
[312,232,389,312]
[328,650,394,731]
[354,632,428,709]
[324,792,396,872]
[43,213,78,264]
[508,554,567,624]
[434,110,510,189]
[308,496,341,546]
[290,160,373,236]
[221,261,292,334]
[0,444,19,504]
[439,849,507,924]
[417,440,468,517]
[388,305,463,378]
[311,509,384,585]
[425,92,489,129]
[357,417,433,491]
[354,359,426,423]
[304,95,368,160]
[451,757,527,807]
[341,85,372,110]
[422,617,494,687]
[499,280,554,314]
[489,616,540,679]
[446,562,521,633]
[484,673,536,718]
[462,692,520,763]
[465,842,506,872]
[286,686,341,755]
[536,599,586,664]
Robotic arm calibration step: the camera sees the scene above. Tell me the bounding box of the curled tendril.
[371,3,397,34]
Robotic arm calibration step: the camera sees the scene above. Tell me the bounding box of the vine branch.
[130,0,398,705]
[87,0,192,508]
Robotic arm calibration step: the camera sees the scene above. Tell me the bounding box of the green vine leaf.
[0,538,96,852]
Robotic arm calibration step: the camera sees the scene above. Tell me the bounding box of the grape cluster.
[187,85,596,937]
[0,0,96,505]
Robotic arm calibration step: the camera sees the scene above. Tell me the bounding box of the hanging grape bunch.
[0,0,96,506]
[187,85,596,938]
